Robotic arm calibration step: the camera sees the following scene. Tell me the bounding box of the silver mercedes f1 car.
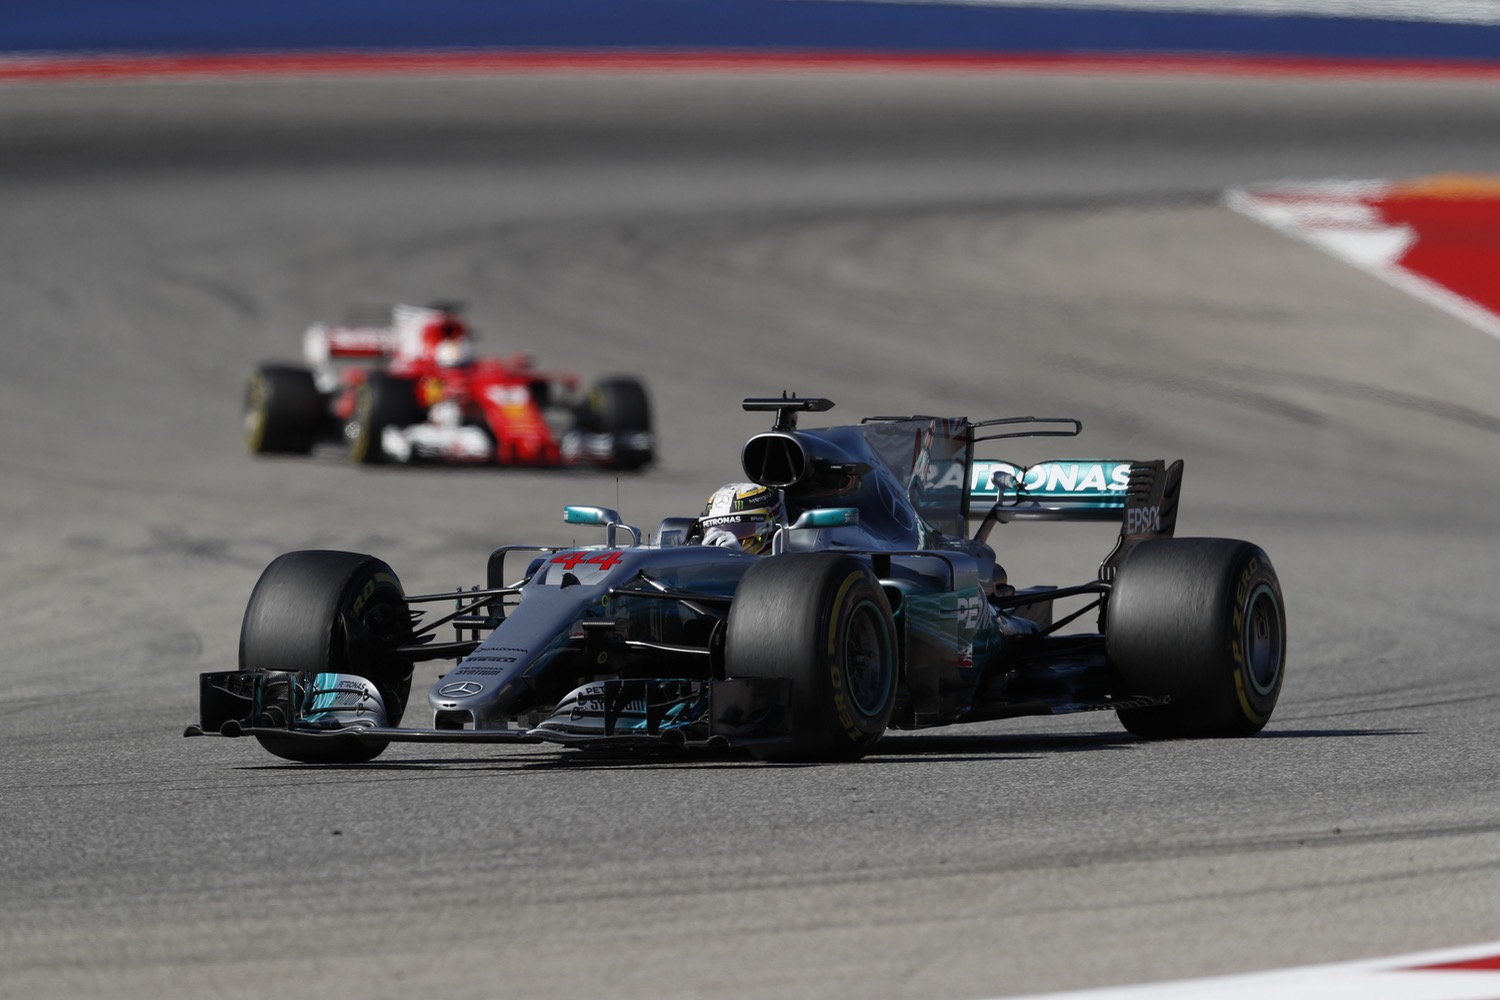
[187,394,1286,763]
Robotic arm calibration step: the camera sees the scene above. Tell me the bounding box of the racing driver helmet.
[423,317,475,368]
[696,482,784,555]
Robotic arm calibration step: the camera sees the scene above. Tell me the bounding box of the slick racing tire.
[349,374,420,465]
[726,552,898,762]
[240,550,414,763]
[244,364,322,455]
[579,376,654,471]
[1106,538,1286,739]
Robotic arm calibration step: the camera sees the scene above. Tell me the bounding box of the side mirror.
[563,505,614,526]
[771,507,860,554]
[562,506,641,547]
[655,516,698,548]
[789,507,859,529]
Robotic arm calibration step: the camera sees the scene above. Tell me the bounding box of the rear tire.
[244,364,322,455]
[726,552,897,762]
[240,550,414,763]
[1107,538,1285,739]
[580,376,654,471]
[349,374,420,465]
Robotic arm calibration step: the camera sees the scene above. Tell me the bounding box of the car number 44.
[550,550,624,571]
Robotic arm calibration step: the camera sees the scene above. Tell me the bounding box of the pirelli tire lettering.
[725,552,898,762]
[823,570,897,745]
[351,571,400,618]
[1229,555,1285,725]
[1105,538,1286,739]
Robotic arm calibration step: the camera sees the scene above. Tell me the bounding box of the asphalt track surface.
[4,72,1500,999]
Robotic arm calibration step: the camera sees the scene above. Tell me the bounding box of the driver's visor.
[699,513,774,544]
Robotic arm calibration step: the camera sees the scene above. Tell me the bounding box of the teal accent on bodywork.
[300,672,383,725]
[613,687,706,732]
[563,505,613,526]
[791,507,859,528]
[307,672,341,715]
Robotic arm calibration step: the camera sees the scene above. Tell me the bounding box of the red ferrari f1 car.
[244,303,654,470]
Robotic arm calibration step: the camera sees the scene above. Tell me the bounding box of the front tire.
[349,374,420,465]
[579,376,654,471]
[244,364,322,455]
[1107,538,1285,739]
[726,552,898,762]
[240,550,414,763]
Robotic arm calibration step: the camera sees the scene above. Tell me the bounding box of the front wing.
[185,671,791,755]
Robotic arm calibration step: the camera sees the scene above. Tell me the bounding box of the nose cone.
[426,581,608,727]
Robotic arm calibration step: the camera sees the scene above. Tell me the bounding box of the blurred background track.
[4,6,1500,999]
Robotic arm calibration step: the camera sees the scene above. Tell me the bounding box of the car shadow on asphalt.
[236,726,1417,772]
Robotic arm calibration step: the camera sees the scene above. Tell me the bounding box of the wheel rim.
[843,600,894,718]
[1243,584,1283,696]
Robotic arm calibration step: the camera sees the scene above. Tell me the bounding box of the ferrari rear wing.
[302,304,468,365]
[303,322,400,363]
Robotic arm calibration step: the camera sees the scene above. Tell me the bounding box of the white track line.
[787,0,1500,27]
[1225,181,1500,345]
[993,940,1500,999]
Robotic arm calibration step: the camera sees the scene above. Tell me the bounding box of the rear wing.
[302,303,466,366]
[302,323,400,364]
[970,460,1131,521]
[971,458,1184,574]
